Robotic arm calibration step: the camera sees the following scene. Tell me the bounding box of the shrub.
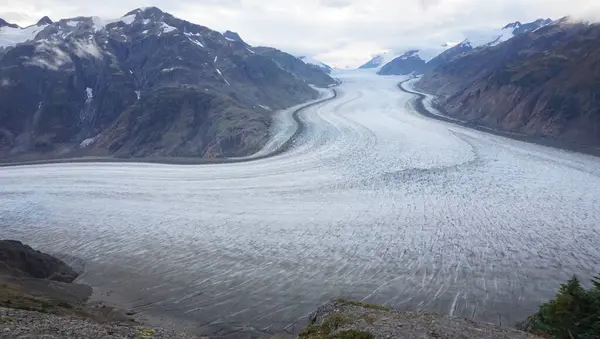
[523,275,600,338]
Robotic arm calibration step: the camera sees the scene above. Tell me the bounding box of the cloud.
[319,0,354,8]
[2,0,600,67]
[419,0,442,10]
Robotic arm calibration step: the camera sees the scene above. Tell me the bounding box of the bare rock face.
[417,20,600,148]
[0,240,78,283]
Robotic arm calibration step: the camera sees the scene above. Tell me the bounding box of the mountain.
[416,19,600,148]
[425,18,552,72]
[0,7,335,160]
[358,53,395,69]
[35,16,54,26]
[0,19,49,49]
[0,18,19,29]
[375,18,552,76]
[0,240,78,282]
[378,50,426,75]
[253,47,336,87]
[298,55,333,74]
[508,19,552,35]
[223,30,249,47]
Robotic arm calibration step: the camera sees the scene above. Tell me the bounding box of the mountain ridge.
[374,18,552,76]
[416,20,600,148]
[0,6,336,161]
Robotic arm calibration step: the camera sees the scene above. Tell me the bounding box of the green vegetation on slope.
[522,275,600,338]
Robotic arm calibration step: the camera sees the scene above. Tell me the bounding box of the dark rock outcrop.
[35,16,53,26]
[223,30,249,47]
[0,240,78,283]
[417,20,600,148]
[0,18,19,29]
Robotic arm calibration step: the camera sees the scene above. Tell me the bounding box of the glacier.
[1,71,600,337]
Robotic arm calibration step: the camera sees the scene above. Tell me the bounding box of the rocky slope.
[0,240,78,283]
[0,307,198,339]
[302,299,538,339]
[424,18,552,73]
[0,7,335,161]
[0,240,198,338]
[417,19,600,148]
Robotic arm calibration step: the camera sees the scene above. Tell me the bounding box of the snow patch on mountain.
[160,22,177,33]
[462,26,515,48]
[71,38,103,59]
[184,32,204,47]
[216,69,230,85]
[0,23,48,48]
[91,17,106,31]
[79,135,98,148]
[120,14,136,25]
[188,37,204,47]
[298,55,332,73]
[299,55,327,67]
[24,41,72,70]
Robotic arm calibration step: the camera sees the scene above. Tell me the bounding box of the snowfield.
[1,71,600,337]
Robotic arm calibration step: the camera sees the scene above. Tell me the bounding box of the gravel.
[0,307,204,339]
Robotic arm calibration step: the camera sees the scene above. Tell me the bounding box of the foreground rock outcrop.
[0,240,78,283]
[0,240,179,338]
[301,299,538,339]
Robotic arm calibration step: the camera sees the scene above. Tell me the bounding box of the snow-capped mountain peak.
[502,21,522,30]
[124,6,165,18]
[0,19,49,48]
[298,55,333,74]
[36,16,53,26]
[358,52,397,69]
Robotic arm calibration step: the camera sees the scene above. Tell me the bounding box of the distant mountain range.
[360,18,552,76]
[0,7,336,161]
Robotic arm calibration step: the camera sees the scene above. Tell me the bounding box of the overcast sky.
[2,0,600,67]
